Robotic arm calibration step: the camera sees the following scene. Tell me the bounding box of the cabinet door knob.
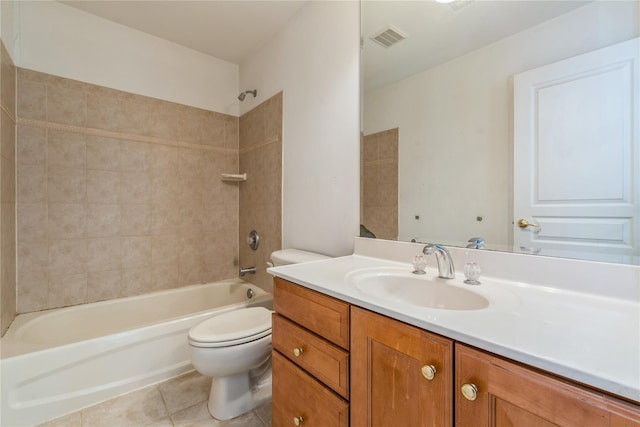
[293,347,304,357]
[293,416,304,426]
[421,364,437,380]
[461,383,479,401]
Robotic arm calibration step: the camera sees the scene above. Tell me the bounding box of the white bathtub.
[0,279,272,427]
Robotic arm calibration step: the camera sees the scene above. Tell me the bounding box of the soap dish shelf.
[221,173,247,182]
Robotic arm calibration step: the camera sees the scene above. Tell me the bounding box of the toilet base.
[207,363,272,420]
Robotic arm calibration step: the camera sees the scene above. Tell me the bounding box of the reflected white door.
[513,37,639,260]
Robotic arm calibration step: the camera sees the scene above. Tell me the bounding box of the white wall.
[1,0,16,59]
[363,1,639,248]
[15,1,239,115]
[240,1,360,257]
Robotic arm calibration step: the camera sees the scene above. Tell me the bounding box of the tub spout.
[239,267,256,277]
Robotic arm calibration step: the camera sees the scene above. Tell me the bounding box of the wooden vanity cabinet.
[455,343,640,427]
[272,277,350,427]
[273,279,639,427]
[351,306,454,427]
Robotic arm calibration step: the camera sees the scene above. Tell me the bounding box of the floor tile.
[158,371,210,414]
[253,401,272,427]
[37,412,82,427]
[81,386,169,426]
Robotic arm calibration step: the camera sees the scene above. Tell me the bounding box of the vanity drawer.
[273,314,350,399]
[272,350,349,427]
[274,277,350,349]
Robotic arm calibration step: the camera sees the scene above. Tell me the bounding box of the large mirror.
[361,0,639,265]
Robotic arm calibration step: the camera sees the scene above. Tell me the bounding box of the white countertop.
[268,254,640,403]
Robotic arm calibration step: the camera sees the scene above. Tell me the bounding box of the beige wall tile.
[18,203,47,241]
[87,170,120,203]
[86,135,120,171]
[18,164,47,203]
[151,263,179,291]
[120,171,150,204]
[17,79,46,120]
[87,203,121,237]
[47,129,87,169]
[48,166,86,203]
[121,267,152,296]
[238,93,282,291]
[1,110,16,162]
[48,203,86,239]
[151,202,179,235]
[1,202,16,332]
[151,234,178,265]
[17,125,46,166]
[0,41,16,336]
[48,273,87,308]
[87,237,121,272]
[47,85,87,126]
[120,203,150,236]
[1,152,16,202]
[48,239,87,278]
[17,277,48,313]
[122,236,152,269]
[87,269,121,302]
[120,140,151,172]
[15,69,241,313]
[18,240,48,280]
[150,144,177,173]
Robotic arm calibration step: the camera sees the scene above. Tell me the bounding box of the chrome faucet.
[466,237,485,249]
[422,244,455,279]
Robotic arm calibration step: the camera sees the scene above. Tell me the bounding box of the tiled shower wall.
[1,41,17,335]
[361,128,398,240]
[238,93,282,293]
[16,68,240,313]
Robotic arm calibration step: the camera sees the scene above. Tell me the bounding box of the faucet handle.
[412,255,427,275]
[466,237,485,249]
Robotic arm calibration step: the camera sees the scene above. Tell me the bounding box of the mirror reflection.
[361,0,639,265]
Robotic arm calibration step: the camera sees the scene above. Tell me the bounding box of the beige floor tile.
[172,401,268,427]
[37,411,82,427]
[253,401,272,427]
[158,371,211,414]
[81,386,168,426]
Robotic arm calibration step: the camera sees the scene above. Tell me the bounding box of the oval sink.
[347,269,489,310]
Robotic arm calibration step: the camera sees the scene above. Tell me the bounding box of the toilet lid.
[188,307,272,346]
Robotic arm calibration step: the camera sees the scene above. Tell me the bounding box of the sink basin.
[347,268,489,310]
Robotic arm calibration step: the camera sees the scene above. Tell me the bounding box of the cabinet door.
[272,351,349,427]
[351,307,453,427]
[456,344,640,427]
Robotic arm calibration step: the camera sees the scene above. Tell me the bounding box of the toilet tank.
[270,249,330,266]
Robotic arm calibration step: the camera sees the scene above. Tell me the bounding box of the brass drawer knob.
[293,347,304,357]
[421,364,437,380]
[293,416,304,425]
[461,383,479,401]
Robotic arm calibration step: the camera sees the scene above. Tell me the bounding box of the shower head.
[237,89,257,101]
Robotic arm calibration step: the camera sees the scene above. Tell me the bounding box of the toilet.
[188,249,329,420]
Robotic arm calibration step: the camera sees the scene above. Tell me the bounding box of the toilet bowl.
[188,249,330,420]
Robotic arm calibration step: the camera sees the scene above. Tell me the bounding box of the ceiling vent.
[369,25,408,49]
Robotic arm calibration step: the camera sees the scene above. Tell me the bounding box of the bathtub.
[0,279,272,427]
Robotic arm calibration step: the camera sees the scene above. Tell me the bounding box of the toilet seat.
[188,307,272,348]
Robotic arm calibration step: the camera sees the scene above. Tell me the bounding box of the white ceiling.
[61,0,307,64]
[60,0,591,89]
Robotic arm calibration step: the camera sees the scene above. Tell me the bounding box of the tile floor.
[37,371,272,427]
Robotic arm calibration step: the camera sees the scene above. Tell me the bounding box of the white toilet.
[188,248,329,420]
